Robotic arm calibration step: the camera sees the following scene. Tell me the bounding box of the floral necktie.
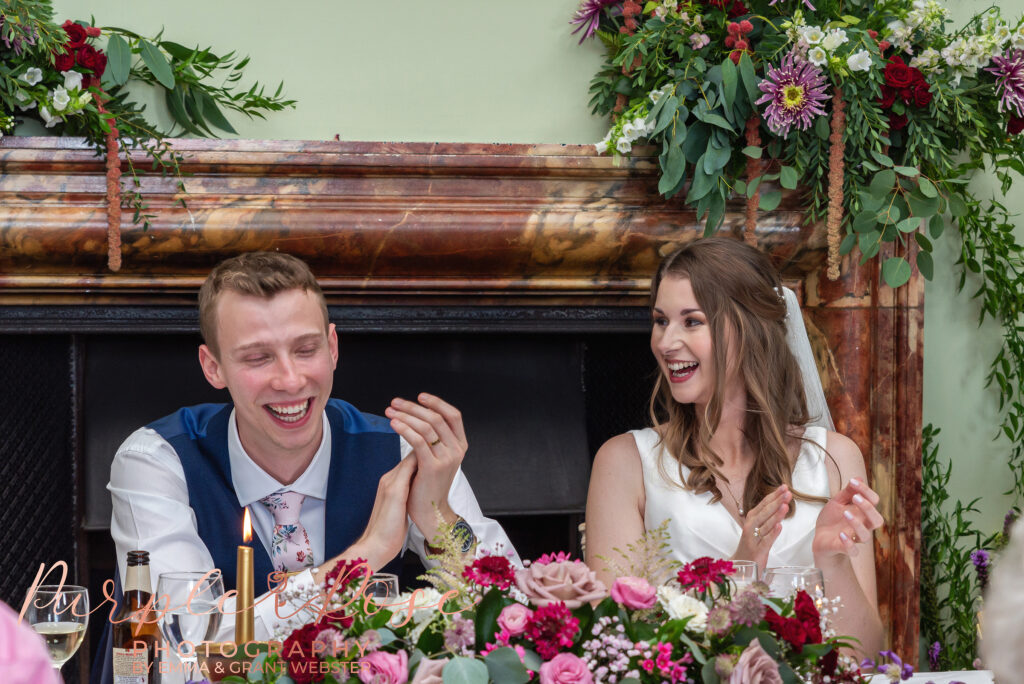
[259,490,315,573]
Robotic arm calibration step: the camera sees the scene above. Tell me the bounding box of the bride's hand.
[733,484,792,570]
[812,478,883,559]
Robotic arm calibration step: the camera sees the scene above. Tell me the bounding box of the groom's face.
[198,287,339,466]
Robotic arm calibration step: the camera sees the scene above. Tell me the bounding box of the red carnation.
[677,556,734,593]
[282,621,326,684]
[765,608,809,652]
[54,49,75,72]
[323,557,369,592]
[463,555,516,590]
[62,20,87,49]
[793,591,823,644]
[524,602,580,660]
[883,55,915,89]
[1009,115,1024,135]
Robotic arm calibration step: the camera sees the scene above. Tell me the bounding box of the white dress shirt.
[108,408,519,646]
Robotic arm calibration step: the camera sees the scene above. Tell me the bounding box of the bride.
[585,236,883,655]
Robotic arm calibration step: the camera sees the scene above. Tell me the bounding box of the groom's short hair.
[198,251,329,356]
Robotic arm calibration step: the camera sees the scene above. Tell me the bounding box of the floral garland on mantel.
[0,0,295,271]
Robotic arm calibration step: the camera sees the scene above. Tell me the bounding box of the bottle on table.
[112,549,161,683]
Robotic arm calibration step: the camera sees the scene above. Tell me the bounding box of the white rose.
[39,106,63,129]
[821,29,848,52]
[657,586,708,632]
[808,47,828,66]
[847,50,872,72]
[391,587,443,626]
[21,67,43,86]
[63,70,83,92]
[51,87,71,112]
[801,26,823,45]
[616,137,633,154]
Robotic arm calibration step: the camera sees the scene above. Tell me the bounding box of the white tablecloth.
[869,672,993,683]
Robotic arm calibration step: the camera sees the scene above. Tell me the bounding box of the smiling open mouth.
[265,398,312,423]
[667,360,698,381]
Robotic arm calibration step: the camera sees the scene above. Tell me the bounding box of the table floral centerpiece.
[228,528,866,684]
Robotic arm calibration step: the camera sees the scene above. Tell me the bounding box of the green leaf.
[859,231,882,260]
[722,57,738,110]
[859,191,884,212]
[687,163,716,202]
[897,217,919,233]
[473,588,507,648]
[746,174,762,198]
[443,657,489,684]
[734,179,747,195]
[706,190,726,232]
[701,659,721,684]
[484,648,530,684]
[659,143,685,195]
[915,232,933,251]
[869,169,896,197]
[814,116,830,140]
[106,34,131,87]
[651,95,679,136]
[917,248,935,281]
[197,89,238,134]
[139,39,175,90]
[164,87,206,135]
[703,144,731,174]
[741,145,762,159]
[698,111,735,132]
[907,190,940,219]
[159,40,197,62]
[738,52,760,106]
[870,150,894,166]
[840,231,856,255]
[894,165,919,177]
[779,165,798,190]
[929,214,946,239]
[918,177,937,197]
[852,209,877,234]
[948,194,968,217]
[759,189,782,211]
[683,123,710,164]
[882,256,912,288]
[678,630,707,664]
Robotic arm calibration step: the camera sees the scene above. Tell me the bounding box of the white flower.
[63,70,83,92]
[621,120,639,142]
[14,90,36,111]
[995,23,1012,46]
[21,67,43,86]
[643,117,657,136]
[1013,25,1024,50]
[808,47,828,66]
[847,49,872,72]
[821,29,848,52]
[657,585,708,632]
[595,131,612,154]
[51,87,70,112]
[391,587,443,626]
[801,26,823,45]
[654,5,668,19]
[910,48,941,72]
[39,106,63,129]
[615,137,633,154]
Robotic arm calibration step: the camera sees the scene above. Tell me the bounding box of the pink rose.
[610,576,657,609]
[515,560,608,608]
[539,652,593,684]
[410,657,447,684]
[0,600,60,684]
[358,649,408,684]
[729,639,782,684]
[497,603,534,636]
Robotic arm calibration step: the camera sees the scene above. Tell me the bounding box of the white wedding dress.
[633,425,830,567]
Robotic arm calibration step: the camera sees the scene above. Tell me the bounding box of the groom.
[95,252,516,681]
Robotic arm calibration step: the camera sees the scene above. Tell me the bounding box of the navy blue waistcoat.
[91,399,401,683]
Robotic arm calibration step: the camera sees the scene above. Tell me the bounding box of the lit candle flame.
[242,507,252,544]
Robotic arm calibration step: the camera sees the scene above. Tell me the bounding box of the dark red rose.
[93,51,107,77]
[54,49,75,72]
[884,55,915,89]
[282,622,325,684]
[793,591,823,643]
[913,81,933,107]
[1009,115,1024,135]
[900,87,914,104]
[62,20,87,49]
[889,112,909,130]
[765,607,810,652]
[708,0,749,18]
[879,85,897,109]
[75,44,101,71]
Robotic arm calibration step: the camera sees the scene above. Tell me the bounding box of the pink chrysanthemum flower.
[756,51,830,138]
[987,50,1024,117]
[570,0,623,44]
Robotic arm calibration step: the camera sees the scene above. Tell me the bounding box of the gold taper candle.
[235,507,255,646]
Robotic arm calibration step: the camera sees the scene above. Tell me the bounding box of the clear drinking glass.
[729,560,759,590]
[156,570,224,681]
[24,584,89,674]
[365,572,400,603]
[763,566,825,599]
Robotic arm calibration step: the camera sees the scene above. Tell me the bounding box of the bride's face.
[651,276,739,406]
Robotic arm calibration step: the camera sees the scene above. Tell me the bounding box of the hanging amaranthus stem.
[100,101,122,272]
[744,115,761,245]
[826,86,846,280]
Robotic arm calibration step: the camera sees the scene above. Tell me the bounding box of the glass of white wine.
[156,570,224,682]
[24,584,89,674]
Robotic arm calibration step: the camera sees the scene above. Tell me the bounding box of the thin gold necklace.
[719,477,746,517]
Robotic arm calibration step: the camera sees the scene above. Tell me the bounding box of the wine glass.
[364,572,400,604]
[156,570,224,681]
[763,566,825,599]
[729,560,759,591]
[24,584,89,674]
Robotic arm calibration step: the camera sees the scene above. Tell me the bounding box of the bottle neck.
[124,563,152,595]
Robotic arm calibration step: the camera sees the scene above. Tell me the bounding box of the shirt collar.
[228,408,332,507]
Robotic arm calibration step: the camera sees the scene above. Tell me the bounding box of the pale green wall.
[50,0,1024,531]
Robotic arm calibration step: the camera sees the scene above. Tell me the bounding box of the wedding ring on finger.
[852,533,860,543]
[429,436,442,447]
[753,526,761,539]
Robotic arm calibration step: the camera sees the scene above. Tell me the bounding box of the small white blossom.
[51,87,70,112]
[14,90,36,111]
[616,137,632,154]
[808,47,828,66]
[995,23,1012,46]
[909,48,941,72]
[656,585,708,632]
[847,50,872,72]
[39,106,63,128]
[63,70,83,92]
[801,26,824,45]
[21,67,43,86]
[821,29,848,52]
[595,130,612,154]
[1013,24,1024,50]
[621,120,639,142]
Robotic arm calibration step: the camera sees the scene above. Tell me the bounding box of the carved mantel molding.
[0,137,921,661]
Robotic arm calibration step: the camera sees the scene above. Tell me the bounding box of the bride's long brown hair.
[648,237,828,515]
